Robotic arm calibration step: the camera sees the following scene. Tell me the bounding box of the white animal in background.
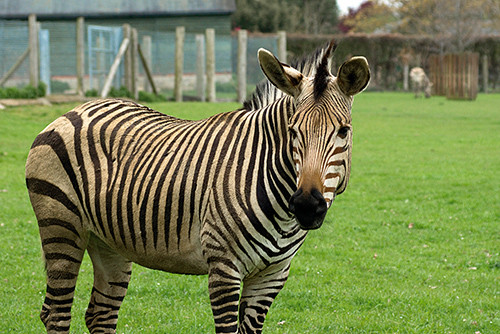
[410,67,433,98]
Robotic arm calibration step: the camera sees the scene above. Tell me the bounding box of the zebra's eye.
[338,126,350,139]
[288,127,298,137]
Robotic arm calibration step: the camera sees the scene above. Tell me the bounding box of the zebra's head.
[258,41,370,230]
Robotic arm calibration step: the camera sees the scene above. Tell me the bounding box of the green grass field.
[0,93,498,333]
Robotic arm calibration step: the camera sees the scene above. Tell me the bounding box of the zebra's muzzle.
[289,188,328,230]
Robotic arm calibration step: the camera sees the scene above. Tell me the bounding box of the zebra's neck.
[247,95,300,236]
[243,80,287,112]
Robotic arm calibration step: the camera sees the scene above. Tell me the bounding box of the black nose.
[289,188,327,230]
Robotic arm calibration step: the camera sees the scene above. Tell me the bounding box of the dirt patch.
[0,95,96,108]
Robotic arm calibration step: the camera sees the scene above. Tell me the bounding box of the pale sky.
[337,0,368,15]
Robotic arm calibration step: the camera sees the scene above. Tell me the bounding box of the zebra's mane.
[243,41,336,111]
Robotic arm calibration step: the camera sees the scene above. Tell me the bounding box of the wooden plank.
[137,43,158,95]
[237,29,247,104]
[0,48,29,87]
[76,17,85,96]
[206,28,216,102]
[196,34,206,102]
[122,24,132,93]
[277,31,287,63]
[131,28,139,100]
[174,26,185,102]
[141,35,152,93]
[482,55,488,93]
[28,14,39,87]
[428,55,436,94]
[472,53,479,99]
[101,37,130,98]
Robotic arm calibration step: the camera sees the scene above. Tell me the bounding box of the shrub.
[36,82,47,97]
[21,85,38,99]
[85,86,133,99]
[108,86,133,99]
[138,91,167,102]
[50,80,70,94]
[85,89,98,97]
[0,82,47,99]
[216,80,237,93]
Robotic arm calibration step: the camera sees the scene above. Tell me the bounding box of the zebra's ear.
[258,48,303,97]
[337,56,370,96]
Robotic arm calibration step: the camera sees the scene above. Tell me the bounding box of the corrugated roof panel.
[0,0,236,19]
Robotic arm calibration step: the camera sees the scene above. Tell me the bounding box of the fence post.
[196,34,206,102]
[28,14,39,87]
[123,24,132,93]
[142,35,152,93]
[175,26,185,102]
[206,28,216,102]
[277,31,287,63]
[39,28,51,95]
[237,29,248,104]
[76,17,85,96]
[403,64,409,91]
[482,54,488,94]
[399,50,411,92]
[131,28,139,100]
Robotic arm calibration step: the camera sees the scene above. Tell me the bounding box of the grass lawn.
[0,93,498,333]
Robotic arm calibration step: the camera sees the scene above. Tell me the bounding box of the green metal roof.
[0,0,236,19]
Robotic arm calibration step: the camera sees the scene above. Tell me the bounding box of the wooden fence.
[444,53,479,100]
[428,55,445,96]
[428,53,479,100]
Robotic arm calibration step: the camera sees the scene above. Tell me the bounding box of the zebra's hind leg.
[85,234,132,333]
[38,217,87,334]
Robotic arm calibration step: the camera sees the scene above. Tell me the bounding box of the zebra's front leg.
[207,262,242,334]
[237,263,291,334]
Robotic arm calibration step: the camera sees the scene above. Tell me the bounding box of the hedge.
[0,82,46,99]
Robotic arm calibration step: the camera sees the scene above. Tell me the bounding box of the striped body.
[28,97,305,273]
[27,42,370,333]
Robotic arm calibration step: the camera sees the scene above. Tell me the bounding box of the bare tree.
[303,0,339,34]
[394,0,500,52]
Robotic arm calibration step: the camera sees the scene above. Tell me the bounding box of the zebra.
[26,40,370,334]
[409,67,432,98]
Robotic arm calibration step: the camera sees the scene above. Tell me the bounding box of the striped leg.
[27,179,88,334]
[207,263,242,334]
[38,218,86,334]
[237,263,291,334]
[85,235,132,334]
